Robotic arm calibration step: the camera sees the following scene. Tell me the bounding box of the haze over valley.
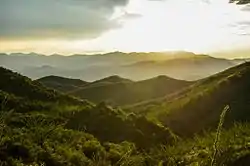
[0,51,247,81]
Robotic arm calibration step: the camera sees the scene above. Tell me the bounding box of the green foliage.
[131,62,250,137]
[0,109,148,166]
[0,67,171,165]
[37,75,88,92]
[2,64,250,165]
[211,105,229,166]
[66,102,174,149]
[0,67,91,107]
[146,123,250,166]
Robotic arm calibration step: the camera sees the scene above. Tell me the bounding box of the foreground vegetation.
[1,64,250,165]
[1,105,250,166]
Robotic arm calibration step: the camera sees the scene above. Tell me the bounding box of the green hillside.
[133,62,250,137]
[37,75,88,92]
[0,67,87,104]
[0,67,91,113]
[89,75,133,85]
[67,75,192,106]
[2,65,250,165]
[66,102,173,149]
[0,67,178,165]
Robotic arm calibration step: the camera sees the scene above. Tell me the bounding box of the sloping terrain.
[64,75,193,106]
[66,102,173,149]
[83,75,133,88]
[0,67,174,150]
[37,75,88,92]
[2,64,250,165]
[132,62,250,137]
[0,67,81,102]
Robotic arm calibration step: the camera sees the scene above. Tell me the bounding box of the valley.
[2,0,250,165]
[1,58,250,165]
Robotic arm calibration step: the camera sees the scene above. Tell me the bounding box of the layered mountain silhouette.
[37,75,89,92]
[0,51,242,81]
[0,66,173,149]
[38,75,193,106]
[2,60,250,165]
[124,54,237,80]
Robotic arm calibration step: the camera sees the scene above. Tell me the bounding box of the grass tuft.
[211,105,230,166]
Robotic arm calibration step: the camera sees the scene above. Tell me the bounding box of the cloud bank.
[0,0,129,40]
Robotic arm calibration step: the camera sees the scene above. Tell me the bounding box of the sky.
[0,0,250,55]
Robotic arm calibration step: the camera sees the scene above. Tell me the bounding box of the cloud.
[230,0,250,4]
[115,12,142,22]
[0,0,129,40]
[233,21,250,36]
[241,4,250,11]
[120,12,142,19]
[238,21,250,25]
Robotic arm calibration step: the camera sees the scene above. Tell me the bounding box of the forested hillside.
[37,75,89,92]
[131,62,250,137]
[0,67,175,165]
[1,63,250,165]
[38,75,192,106]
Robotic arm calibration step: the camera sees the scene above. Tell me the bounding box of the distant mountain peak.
[0,67,88,105]
[94,75,133,84]
[37,75,88,90]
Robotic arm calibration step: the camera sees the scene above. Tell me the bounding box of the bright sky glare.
[0,0,250,55]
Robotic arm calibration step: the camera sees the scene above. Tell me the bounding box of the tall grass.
[0,97,13,142]
[211,105,230,166]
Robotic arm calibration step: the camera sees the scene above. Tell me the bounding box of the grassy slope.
[67,75,193,106]
[132,62,250,137]
[149,123,250,166]
[0,67,89,105]
[37,75,89,92]
[0,67,174,156]
[2,65,250,165]
[66,102,173,149]
[0,67,92,114]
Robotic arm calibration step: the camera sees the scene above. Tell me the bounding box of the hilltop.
[0,66,173,146]
[38,74,192,106]
[131,62,250,137]
[0,67,90,110]
[37,75,88,92]
[0,67,176,166]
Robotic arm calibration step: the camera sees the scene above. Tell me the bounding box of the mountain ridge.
[37,74,193,106]
[0,51,242,81]
[131,62,250,137]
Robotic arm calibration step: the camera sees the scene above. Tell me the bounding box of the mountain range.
[38,75,193,106]
[0,51,246,81]
[2,57,250,165]
[129,62,250,137]
[36,60,250,138]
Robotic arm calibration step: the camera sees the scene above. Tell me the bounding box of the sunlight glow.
[1,0,250,54]
[92,0,250,53]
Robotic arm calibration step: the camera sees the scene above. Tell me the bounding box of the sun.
[1,0,249,55]
[82,0,248,54]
